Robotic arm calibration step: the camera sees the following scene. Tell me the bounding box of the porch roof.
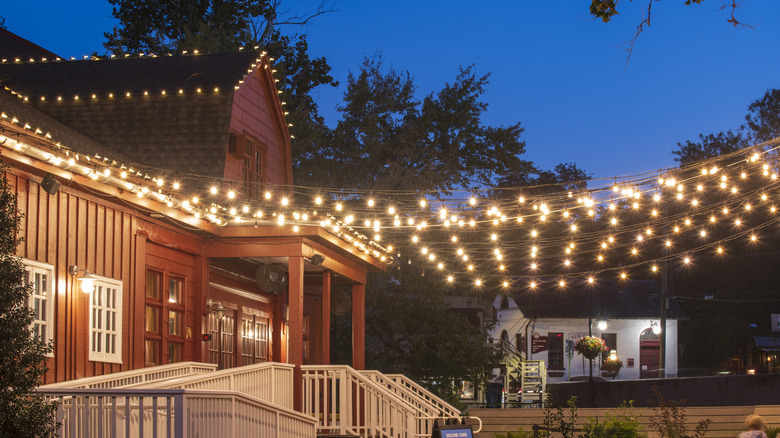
[509,278,687,320]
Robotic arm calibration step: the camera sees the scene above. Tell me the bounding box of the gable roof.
[0,50,266,179]
[509,278,687,320]
[0,28,60,61]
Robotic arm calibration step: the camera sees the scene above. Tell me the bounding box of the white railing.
[385,374,461,418]
[302,365,416,438]
[133,362,295,409]
[37,388,316,438]
[40,362,218,390]
[361,370,460,437]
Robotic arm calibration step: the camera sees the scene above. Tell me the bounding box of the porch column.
[321,271,331,365]
[288,256,305,411]
[352,283,366,370]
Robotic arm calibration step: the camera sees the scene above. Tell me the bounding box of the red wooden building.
[0,37,385,409]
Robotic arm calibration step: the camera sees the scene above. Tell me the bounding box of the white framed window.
[24,259,54,357]
[89,276,123,364]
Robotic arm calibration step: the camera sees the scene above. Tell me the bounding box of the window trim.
[88,275,123,364]
[23,259,55,358]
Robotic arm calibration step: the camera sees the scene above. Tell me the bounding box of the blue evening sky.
[3,1,779,179]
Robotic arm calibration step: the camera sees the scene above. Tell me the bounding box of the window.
[89,276,122,363]
[145,271,162,366]
[601,333,617,363]
[24,260,54,356]
[242,136,265,199]
[548,332,564,370]
[241,315,269,366]
[145,271,185,366]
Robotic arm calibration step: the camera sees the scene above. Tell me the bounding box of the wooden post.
[288,256,305,410]
[321,271,331,365]
[352,283,365,370]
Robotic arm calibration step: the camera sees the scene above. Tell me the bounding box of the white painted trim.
[210,282,271,304]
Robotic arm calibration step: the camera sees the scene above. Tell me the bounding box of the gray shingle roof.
[509,278,687,320]
[0,51,262,179]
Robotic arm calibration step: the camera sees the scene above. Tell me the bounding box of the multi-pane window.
[208,310,235,369]
[89,277,122,363]
[167,277,184,364]
[145,271,185,366]
[241,316,269,366]
[242,136,265,199]
[24,260,54,356]
[145,271,162,366]
[548,332,564,370]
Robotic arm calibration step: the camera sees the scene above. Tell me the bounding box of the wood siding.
[224,63,292,190]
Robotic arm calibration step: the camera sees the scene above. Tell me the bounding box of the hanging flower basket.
[573,336,608,360]
[601,358,623,379]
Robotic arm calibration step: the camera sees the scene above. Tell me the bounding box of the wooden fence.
[472,405,780,438]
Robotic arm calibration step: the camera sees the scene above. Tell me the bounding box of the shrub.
[580,402,646,438]
[648,386,711,438]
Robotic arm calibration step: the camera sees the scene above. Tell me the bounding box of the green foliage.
[573,336,608,360]
[648,386,711,438]
[765,426,780,438]
[0,163,57,437]
[364,264,500,406]
[581,402,645,438]
[540,394,579,438]
[302,54,535,191]
[673,130,747,164]
[494,428,534,438]
[746,89,780,143]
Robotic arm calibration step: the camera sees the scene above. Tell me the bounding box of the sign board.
[439,427,473,438]
[532,332,548,353]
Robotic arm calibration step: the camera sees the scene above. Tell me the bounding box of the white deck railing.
[361,370,459,437]
[37,388,316,438]
[384,374,461,418]
[132,362,295,409]
[302,365,416,438]
[40,362,218,390]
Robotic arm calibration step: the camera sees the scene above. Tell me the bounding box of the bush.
[766,426,780,438]
[494,428,534,438]
[580,402,645,438]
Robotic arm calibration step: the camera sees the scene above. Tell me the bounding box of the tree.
[745,89,780,144]
[0,163,57,436]
[672,130,747,165]
[365,264,500,405]
[299,55,535,191]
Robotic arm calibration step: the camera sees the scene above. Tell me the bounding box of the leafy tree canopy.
[296,55,536,192]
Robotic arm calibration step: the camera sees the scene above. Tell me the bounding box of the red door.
[639,328,660,378]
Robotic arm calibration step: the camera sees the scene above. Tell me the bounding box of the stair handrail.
[302,365,417,438]
[127,361,295,409]
[383,373,461,418]
[500,338,526,363]
[39,362,217,389]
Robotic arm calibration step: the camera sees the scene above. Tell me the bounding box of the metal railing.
[132,362,295,409]
[302,365,416,438]
[37,387,316,438]
[40,362,218,390]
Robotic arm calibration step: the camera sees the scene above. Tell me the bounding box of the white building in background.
[491,278,686,382]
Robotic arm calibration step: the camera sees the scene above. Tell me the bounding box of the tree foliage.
[365,265,500,403]
[296,55,535,191]
[673,88,780,165]
[0,163,57,436]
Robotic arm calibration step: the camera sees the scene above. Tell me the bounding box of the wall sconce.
[650,321,662,335]
[206,299,225,318]
[597,316,608,331]
[609,350,617,361]
[69,265,94,293]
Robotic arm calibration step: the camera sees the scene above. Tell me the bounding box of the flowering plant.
[601,358,623,379]
[573,336,608,359]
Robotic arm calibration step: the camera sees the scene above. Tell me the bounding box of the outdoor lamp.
[69,265,94,293]
[609,350,617,361]
[651,321,662,335]
[206,299,226,318]
[597,317,608,331]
